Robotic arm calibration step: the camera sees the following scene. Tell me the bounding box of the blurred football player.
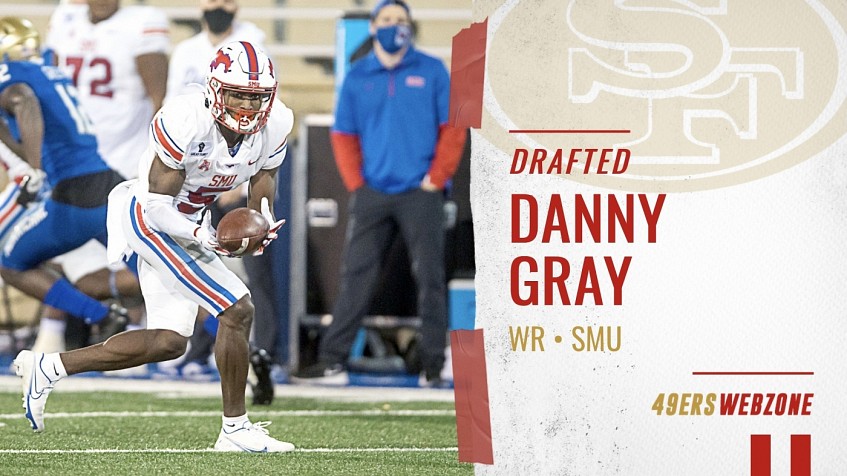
[167,0,265,101]
[1,120,141,352]
[0,17,130,341]
[0,141,139,352]
[15,41,294,452]
[46,0,169,180]
[41,0,167,349]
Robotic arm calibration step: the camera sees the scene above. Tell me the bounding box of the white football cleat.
[213,420,295,453]
[14,350,61,432]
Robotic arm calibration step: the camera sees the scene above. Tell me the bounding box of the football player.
[15,41,294,452]
[0,17,130,341]
[0,123,138,352]
[46,0,169,180]
[167,0,279,407]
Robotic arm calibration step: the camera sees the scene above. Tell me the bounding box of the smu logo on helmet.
[485,0,847,191]
[210,50,233,73]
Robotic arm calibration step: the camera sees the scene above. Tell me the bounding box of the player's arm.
[137,52,168,115]
[144,154,194,240]
[144,154,228,253]
[0,120,25,165]
[247,167,277,214]
[148,153,185,197]
[248,167,285,255]
[0,84,44,170]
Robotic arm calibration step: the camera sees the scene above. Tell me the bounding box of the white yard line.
[0,375,455,402]
[0,409,454,420]
[0,447,458,454]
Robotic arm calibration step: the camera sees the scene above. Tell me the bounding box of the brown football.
[216,207,269,256]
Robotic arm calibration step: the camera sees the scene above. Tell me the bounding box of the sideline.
[0,409,455,420]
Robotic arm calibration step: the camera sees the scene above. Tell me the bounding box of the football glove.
[16,169,46,206]
[194,210,231,256]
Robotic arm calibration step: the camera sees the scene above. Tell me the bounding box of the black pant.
[319,186,447,374]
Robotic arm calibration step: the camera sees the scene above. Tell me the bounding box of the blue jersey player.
[0,17,128,339]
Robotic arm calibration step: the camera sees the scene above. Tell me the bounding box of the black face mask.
[203,8,235,34]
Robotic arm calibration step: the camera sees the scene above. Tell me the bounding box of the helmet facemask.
[209,78,275,134]
[206,41,278,135]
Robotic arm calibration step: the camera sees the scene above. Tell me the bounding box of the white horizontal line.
[0,376,456,402]
[0,409,454,420]
[0,447,458,454]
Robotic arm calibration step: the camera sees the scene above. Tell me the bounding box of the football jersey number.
[65,56,114,98]
[177,186,233,214]
[54,83,96,135]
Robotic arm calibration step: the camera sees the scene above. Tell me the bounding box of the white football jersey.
[166,21,266,103]
[137,92,293,222]
[46,5,170,180]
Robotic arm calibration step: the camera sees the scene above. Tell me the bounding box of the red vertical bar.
[449,19,487,128]
[791,435,811,476]
[751,434,771,476]
[450,329,493,464]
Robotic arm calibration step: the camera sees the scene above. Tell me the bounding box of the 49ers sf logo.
[484,0,847,191]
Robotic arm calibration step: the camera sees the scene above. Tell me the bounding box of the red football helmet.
[206,41,277,135]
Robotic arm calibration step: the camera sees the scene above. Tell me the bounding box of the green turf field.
[0,390,472,476]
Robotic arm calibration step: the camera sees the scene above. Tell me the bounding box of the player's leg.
[0,200,124,325]
[14,260,194,432]
[30,306,67,353]
[215,295,253,416]
[58,240,142,303]
[395,190,448,386]
[124,195,292,451]
[52,240,140,343]
[59,331,188,373]
[61,259,194,372]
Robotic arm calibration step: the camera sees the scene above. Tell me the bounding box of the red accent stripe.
[134,202,229,309]
[509,129,631,134]
[791,435,811,476]
[272,138,287,155]
[449,19,487,128]
[240,41,259,81]
[177,202,203,214]
[450,329,493,464]
[693,372,814,376]
[0,201,20,224]
[142,28,169,35]
[751,434,771,476]
[153,120,183,162]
